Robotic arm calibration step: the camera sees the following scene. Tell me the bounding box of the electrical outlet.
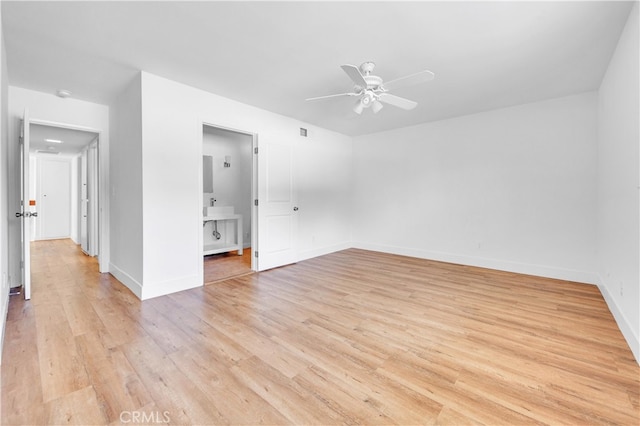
[619,282,624,297]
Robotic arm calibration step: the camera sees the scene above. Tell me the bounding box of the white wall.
[353,92,598,284]
[8,87,110,284]
[295,126,354,261]
[0,6,10,364]
[203,127,253,247]
[597,3,639,363]
[108,75,143,296]
[131,71,352,299]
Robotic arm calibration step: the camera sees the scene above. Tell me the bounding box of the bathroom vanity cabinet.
[203,213,243,256]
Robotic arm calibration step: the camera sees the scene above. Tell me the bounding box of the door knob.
[293,207,299,211]
[15,212,22,218]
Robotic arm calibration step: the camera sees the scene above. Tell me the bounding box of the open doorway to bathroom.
[202,124,255,283]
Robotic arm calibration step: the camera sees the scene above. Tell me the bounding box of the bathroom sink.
[203,206,234,217]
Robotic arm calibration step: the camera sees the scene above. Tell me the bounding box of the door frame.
[199,121,259,284]
[28,118,107,271]
[19,109,31,299]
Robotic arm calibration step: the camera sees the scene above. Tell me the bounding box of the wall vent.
[299,127,308,137]
[36,150,60,155]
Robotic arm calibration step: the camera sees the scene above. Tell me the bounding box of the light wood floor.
[2,239,638,425]
[204,248,253,284]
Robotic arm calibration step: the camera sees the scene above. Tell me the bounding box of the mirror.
[203,155,213,193]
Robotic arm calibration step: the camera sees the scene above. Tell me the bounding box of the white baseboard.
[351,241,638,365]
[109,262,143,299]
[351,242,598,284]
[0,290,9,366]
[598,279,640,364]
[140,274,201,300]
[109,263,202,301]
[298,242,352,263]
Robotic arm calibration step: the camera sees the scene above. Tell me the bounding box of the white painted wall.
[108,75,143,296]
[131,71,351,299]
[8,87,110,284]
[203,127,253,247]
[0,8,10,364]
[353,92,598,284]
[296,126,354,261]
[596,3,639,363]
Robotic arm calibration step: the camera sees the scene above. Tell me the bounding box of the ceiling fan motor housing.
[361,91,374,106]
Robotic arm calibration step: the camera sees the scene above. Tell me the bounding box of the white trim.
[140,274,201,300]
[0,289,9,365]
[298,242,351,263]
[352,241,639,365]
[598,278,640,365]
[109,262,142,299]
[351,241,599,284]
[29,118,100,135]
[27,118,109,273]
[199,121,259,278]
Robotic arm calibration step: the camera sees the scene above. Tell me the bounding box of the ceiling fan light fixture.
[361,91,374,107]
[55,89,72,98]
[372,100,383,114]
[353,99,364,114]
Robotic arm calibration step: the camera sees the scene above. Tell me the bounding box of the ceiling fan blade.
[378,93,418,110]
[341,64,368,88]
[305,92,358,101]
[382,70,435,92]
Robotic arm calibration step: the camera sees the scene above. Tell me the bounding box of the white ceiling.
[30,123,98,156]
[2,1,634,136]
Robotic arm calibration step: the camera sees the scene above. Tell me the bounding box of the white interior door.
[39,158,71,239]
[19,109,32,300]
[257,141,298,270]
[87,141,99,256]
[80,149,88,252]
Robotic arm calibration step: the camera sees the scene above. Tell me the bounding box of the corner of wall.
[139,275,201,301]
[109,262,143,300]
[597,276,640,364]
[596,0,640,365]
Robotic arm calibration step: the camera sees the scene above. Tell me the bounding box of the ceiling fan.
[306,62,435,114]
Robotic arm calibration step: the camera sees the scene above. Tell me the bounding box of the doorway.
[30,123,99,247]
[201,124,256,283]
[28,123,99,295]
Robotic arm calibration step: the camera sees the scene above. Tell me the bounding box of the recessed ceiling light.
[55,89,72,98]
[45,139,63,144]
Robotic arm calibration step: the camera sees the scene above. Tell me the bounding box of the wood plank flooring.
[2,239,638,425]
[204,249,253,284]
